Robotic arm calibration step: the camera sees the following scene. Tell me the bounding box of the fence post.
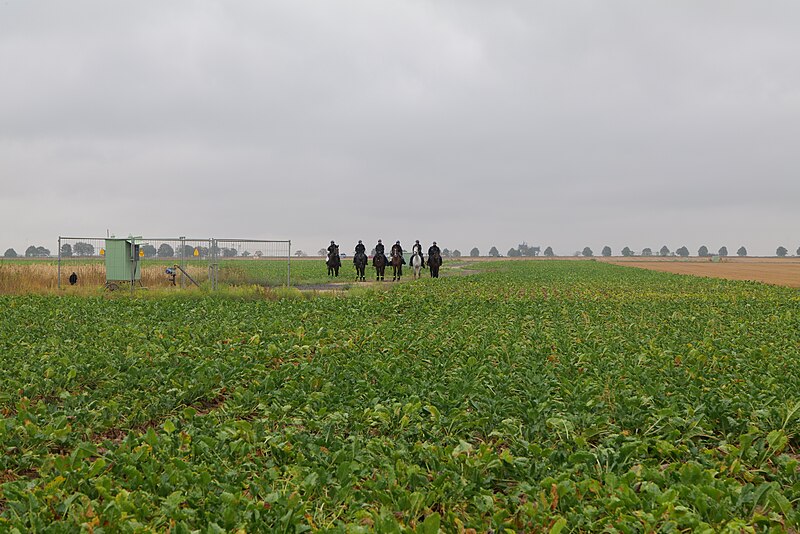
[287,240,291,287]
[57,236,62,289]
[180,236,186,289]
[211,238,218,291]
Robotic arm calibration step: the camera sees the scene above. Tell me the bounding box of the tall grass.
[0,262,210,295]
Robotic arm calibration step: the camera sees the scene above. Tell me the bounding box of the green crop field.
[1,261,799,531]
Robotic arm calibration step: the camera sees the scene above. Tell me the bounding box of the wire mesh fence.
[57,236,291,291]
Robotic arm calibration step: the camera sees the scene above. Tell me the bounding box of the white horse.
[410,252,424,279]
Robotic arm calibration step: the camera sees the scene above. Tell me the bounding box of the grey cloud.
[1,1,799,256]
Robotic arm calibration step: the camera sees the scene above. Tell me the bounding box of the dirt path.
[296,263,478,292]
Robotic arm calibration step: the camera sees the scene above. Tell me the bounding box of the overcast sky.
[1,1,799,257]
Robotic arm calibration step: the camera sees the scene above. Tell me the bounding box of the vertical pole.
[57,237,62,289]
[130,240,135,296]
[287,240,291,287]
[180,236,186,289]
[211,238,218,291]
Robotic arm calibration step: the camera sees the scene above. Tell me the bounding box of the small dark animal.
[68,272,78,285]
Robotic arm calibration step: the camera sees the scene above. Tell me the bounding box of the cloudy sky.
[1,1,798,257]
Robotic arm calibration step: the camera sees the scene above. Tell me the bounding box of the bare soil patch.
[605,257,800,288]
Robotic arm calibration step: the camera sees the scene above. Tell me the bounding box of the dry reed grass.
[0,262,211,295]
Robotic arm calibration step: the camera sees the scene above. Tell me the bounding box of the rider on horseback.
[375,239,386,262]
[327,241,338,256]
[353,240,367,281]
[391,241,405,264]
[428,241,441,257]
[412,240,425,268]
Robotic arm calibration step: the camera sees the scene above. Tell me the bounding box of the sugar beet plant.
[1,261,800,531]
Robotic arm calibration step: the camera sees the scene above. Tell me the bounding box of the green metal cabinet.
[104,237,141,282]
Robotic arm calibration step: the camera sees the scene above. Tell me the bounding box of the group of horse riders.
[326,239,442,281]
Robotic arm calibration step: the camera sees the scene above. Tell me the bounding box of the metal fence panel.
[58,236,291,290]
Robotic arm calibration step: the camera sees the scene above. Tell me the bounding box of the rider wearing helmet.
[327,240,338,255]
[391,240,404,264]
[375,239,385,257]
[355,240,366,255]
[412,239,425,267]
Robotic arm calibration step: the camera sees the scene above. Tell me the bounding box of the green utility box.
[104,237,141,282]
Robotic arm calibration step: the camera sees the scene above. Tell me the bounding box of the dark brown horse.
[372,252,387,281]
[390,250,404,281]
[428,251,442,278]
[353,251,367,281]
[326,246,341,277]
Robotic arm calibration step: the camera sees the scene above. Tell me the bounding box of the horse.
[326,246,341,277]
[390,250,404,281]
[428,251,442,278]
[372,252,387,281]
[410,252,424,279]
[353,251,367,281]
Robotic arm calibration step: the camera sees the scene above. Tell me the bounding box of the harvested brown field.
[604,257,800,288]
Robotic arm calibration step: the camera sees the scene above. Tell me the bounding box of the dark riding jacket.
[355,243,366,254]
[375,243,385,255]
[428,245,441,256]
[327,244,338,255]
[391,244,403,256]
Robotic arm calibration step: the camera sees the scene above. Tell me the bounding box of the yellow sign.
[139,249,144,257]
[194,248,200,257]
[100,248,105,256]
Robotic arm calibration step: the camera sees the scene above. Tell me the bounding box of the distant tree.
[676,246,690,257]
[141,244,157,258]
[543,246,554,257]
[254,250,263,258]
[777,246,788,257]
[60,243,73,257]
[3,248,18,258]
[222,248,238,258]
[318,248,327,257]
[642,248,652,257]
[582,247,593,257]
[601,246,612,257]
[470,247,480,257]
[517,242,541,257]
[157,243,175,258]
[442,248,452,258]
[294,250,307,257]
[659,245,670,257]
[370,248,376,256]
[698,245,709,257]
[209,244,221,258]
[488,246,500,257]
[179,245,195,258]
[73,242,95,256]
[621,246,634,257]
[196,246,209,258]
[25,245,49,257]
[452,249,462,258]
[718,246,728,257]
[507,248,520,257]
[737,246,747,257]
[797,246,800,256]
